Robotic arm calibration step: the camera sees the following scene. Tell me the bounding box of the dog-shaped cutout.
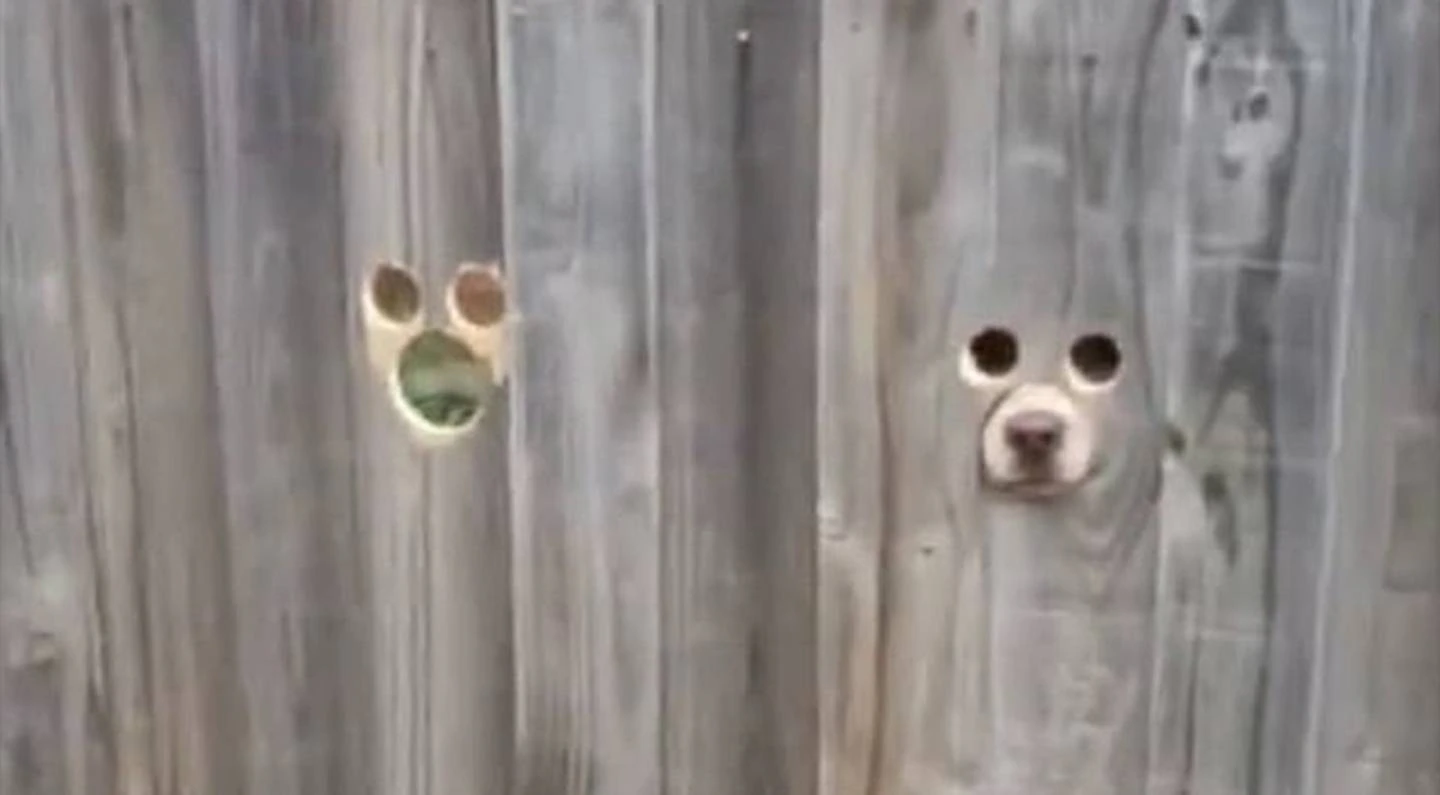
[951,319,1211,794]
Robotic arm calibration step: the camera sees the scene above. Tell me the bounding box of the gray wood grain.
[981,5,1176,794]
[1308,1,1440,793]
[653,1,818,793]
[500,1,817,792]
[731,3,821,793]
[1,0,1437,792]
[1,5,105,791]
[815,0,1440,793]
[196,3,375,793]
[817,2,1181,793]
[338,2,512,794]
[499,2,663,792]
[2,1,248,792]
[815,2,894,791]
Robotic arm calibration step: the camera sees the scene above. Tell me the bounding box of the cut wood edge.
[361,260,426,379]
[445,261,510,384]
[385,328,494,450]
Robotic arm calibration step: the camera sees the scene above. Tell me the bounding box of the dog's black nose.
[1004,410,1065,459]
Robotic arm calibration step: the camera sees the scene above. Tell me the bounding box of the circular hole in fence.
[369,263,422,324]
[451,265,507,328]
[1067,333,1122,388]
[394,329,497,431]
[966,326,1020,379]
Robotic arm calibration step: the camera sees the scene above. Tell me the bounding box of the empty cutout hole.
[452,267,507,327]
[967,327,1019,378]
[396,329,496,429]
[370,263,421,324]
[1068,333,1122,385]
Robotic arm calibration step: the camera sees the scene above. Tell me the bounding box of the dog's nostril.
[1004,410,1065,457]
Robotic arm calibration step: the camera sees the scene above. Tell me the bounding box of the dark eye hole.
[966,326,1019,378]
[1068,333,1122,385]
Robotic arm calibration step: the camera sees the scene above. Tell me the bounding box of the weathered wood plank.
[1309,1,1440,793]
[815,2,891,790]
[653,6,753,789]
[0,4,104,790]
[337,3,435,791]
[407,1,512,790]
[2,1,1436,793]
[24,1,250,792]
[730,2,821,791]
[818,0,1181,792]
[1154,0,1366,792]
[71,1,250,791]
[337,1,512,793]
[981,6,1179,794]
[653,1,818,792]
[193,2,376,793]
[814,0,1402,792]
[47,2,171,790]
[499,2,662,792]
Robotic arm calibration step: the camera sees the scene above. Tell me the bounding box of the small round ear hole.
[963,327,1019,381]
[368,262,422,324]
[393,329,497,434]
[1067,333,1122,388]
[450,264,506,328]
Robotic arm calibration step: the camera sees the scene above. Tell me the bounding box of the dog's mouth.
[982,460,1102,502]
[989,473,1075,501]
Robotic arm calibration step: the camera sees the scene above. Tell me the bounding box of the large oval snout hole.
[395,329,497,431]
[450,265,507,328]
[965,326,1019,379]
[1067,333,1122,387]
[369,263,422,324]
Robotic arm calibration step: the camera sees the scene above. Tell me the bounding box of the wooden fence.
[0,0,1434,793]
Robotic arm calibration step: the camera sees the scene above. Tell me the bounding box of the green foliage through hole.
[395,329,497,428]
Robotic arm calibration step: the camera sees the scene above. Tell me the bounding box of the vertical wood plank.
[1158,1,1302,792]
[50,0,248,792]
[1310,0,1440,793]
[652,1,818,793]
[1154,0,1363,792]
[732,1,821,791]
[815,1,890,790]
[499,2,662,792]
[337,1,512,793]
[192,1,375,793]
[1188,2,1362,792]
[0,3,104,790]
[50,2,166,790]
[982,5,1176,794]
[338,4,432,792]
[395,1,512,791]
[653,5,748,788]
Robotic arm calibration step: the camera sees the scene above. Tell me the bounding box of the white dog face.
[958,326,1125,500]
